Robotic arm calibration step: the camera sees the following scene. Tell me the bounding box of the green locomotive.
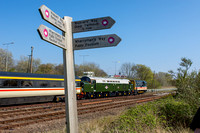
[80,76,147,98]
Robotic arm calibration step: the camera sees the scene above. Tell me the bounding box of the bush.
[170,58,200,111]
[159,100,193,128]
[104,96,195,132]
[105,98,165,132]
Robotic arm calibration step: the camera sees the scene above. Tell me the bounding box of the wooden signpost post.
[37,5,121,133]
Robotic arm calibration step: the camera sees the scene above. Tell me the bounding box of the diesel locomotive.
[81,76,147,98]
[0,71,147,106]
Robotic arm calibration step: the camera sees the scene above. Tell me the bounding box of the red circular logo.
[43,29,48,37]
[45,10,49,18]
[102,19,108,26]
[108,37,115,44]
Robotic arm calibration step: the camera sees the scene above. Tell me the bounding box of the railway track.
[0,93,171,130]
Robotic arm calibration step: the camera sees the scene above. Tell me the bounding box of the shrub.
[105,99,166,132]
[104,96,195,132]
[159,100,193,128]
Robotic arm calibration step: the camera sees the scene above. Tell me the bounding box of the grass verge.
[79,96,194,133]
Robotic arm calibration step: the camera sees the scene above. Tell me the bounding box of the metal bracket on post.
[63,16,78,133]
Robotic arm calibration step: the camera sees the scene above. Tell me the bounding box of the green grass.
[102,96,195,133]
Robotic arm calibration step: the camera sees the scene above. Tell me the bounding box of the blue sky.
[0,0,200,75]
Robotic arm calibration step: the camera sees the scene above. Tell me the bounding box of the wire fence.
[147,88,177,92]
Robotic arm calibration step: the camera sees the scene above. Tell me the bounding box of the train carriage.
[0,71,81,105]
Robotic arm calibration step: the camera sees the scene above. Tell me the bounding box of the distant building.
[114,75,120,78]
[114,75,127,78]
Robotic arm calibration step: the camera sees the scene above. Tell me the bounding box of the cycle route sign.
[73,34,121,50]
[72,17,115,33]
[38,24,66,49]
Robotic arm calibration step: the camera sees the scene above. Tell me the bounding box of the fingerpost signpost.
[37,5,121,133]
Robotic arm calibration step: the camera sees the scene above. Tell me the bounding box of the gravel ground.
[1,94,156,133]
[0,105,130,133]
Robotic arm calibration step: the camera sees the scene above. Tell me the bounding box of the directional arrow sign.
[73,34,121,50]
[39,5,66,32]
[38,24,66,49]
[72,17,115,33]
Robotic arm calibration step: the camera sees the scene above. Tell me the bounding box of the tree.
[177,57,192,83]
[120,63,159,88]
[35,63,56,74]
[14,56,29,73]
[75,64,80,76]
[14,56,41,73]
[132,64,155,88]
[168,57,200,110]
[169,57,193,91]
[75,63,107,77]
[31,58,41,73]
[0,48,14,71]
[133,64,153,80]
[54,64,64,75]
[120,63,135,78]
[155,72,173,87]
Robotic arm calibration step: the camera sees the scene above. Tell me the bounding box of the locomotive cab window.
[81,82,84,88]
[81,77,91,83]
[75,81,81,87]
[143,81,147,86]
